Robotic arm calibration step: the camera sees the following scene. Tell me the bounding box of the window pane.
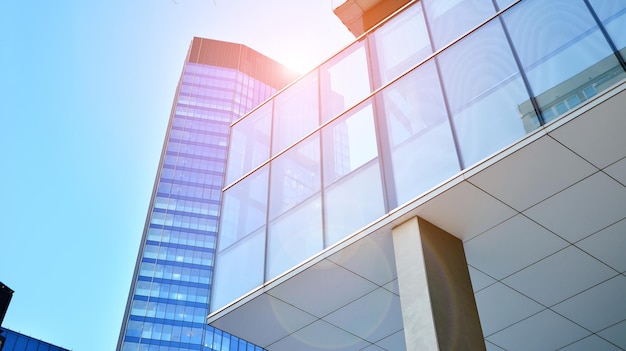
[219,165,268,250]
[267,195,323,280]
[272,71,319,155]
[269,133,321,220]
[588,0,626,59]
[423,0,495,50]
[372,4,432,86]
[2,332,17,350]
[211,227,265,312]
[320,41,371,122]
[324,161,385,247]
[25,339,40,351]
[123,342,139,351]
[381,61,460,205]
[323,102,378,186]
[226,101,272,185]
[495,0,516,11]
[438,20,533,166]
[504,0,623,122]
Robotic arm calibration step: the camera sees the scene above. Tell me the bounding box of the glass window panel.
[14,335,28,350]
[381,61,460,205]
[438,20,533,166]
[269,133,321,219]
[324,161,385,247]
[423,0,495,50]
[136,280,151,296]
[144,244,158,259]
[226,101,273,185]
[323,102,378,186]
[25,340,39,351]
[588,0,626,58]
[495,0,516,11]
[320,42,371,122]
[267,195,323,280]
[211,228,265,312]
[218,165,269,250]
[372,4,432,86]
[205,327,215,347]
[504,0,623,122]
[2,332,17,350]
[272,71,319,155]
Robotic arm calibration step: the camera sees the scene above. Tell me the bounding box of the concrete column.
[392,217,485,351]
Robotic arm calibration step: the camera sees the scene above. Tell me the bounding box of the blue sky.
[0,1,352,349]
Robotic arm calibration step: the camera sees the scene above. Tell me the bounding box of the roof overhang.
[332,0,414,37]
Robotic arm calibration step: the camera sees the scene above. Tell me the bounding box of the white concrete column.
[392,217,485,351]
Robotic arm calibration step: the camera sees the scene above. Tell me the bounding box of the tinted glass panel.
[372,4,432,86]
[438,20,533,166]
[226,102,273,185]
[267,195,323,280]
[588,0,626,58]
[423,0,495,50]
[495,0,516,11]
[219,166,269,250]
[14,336,28,350]
[381,61,460,205]
[272,71,319,155]
[324,161,385,246]
[2,332,17,350]
[211,227,265,312]
[321,42,371,122]
[269,133,321,220]
[504,0,623,122]
[323,102,378,186]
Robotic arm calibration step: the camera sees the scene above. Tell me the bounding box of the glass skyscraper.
[117,37,297,351]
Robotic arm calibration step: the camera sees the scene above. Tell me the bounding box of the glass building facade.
[117,38,297,351]
[211,0,626,314]
[0,328,69,351]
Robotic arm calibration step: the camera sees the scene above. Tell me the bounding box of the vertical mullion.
[492,0,545,127]
[421,1,466,170]
[366,33,397,212]
[583,0,626,72]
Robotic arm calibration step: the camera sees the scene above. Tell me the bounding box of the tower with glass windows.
[117,37,298,351]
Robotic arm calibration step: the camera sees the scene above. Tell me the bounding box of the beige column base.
[392,217,485,351]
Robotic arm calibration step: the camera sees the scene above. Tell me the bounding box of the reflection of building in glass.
[208,1,626,350]
[117,37,298,351]
[519,54,626,132]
